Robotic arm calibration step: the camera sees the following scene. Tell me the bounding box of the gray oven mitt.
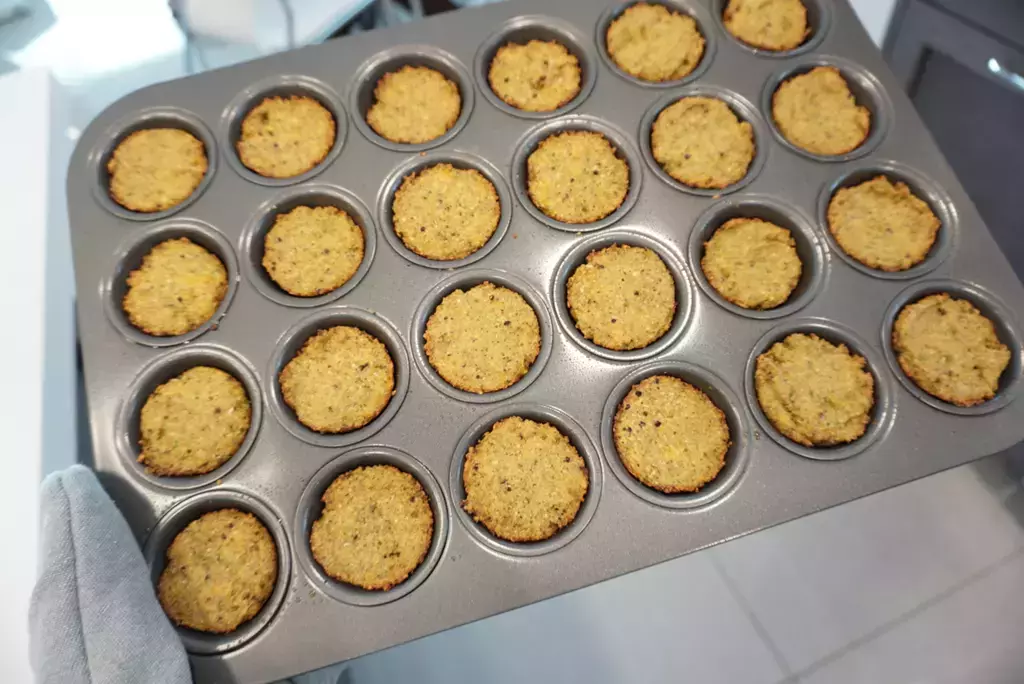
[29,465,192,684]
[30,465,349,684]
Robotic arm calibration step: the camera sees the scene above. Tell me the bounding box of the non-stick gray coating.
[67,0,1024,681]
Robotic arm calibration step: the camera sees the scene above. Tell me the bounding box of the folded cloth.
[29,465,191,684]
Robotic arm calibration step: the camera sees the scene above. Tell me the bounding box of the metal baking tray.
[66,0,1024,681]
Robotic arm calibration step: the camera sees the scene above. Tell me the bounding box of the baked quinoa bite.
[605,3,705,82]
[651,96,755,189]
[107,128,208,213]
[566,244,676,350]
[701,217,802,310]
[488,39,581,112]
[157,509,277,634]
[827,176,940,272]
[279,326,395,433]
[237,95,336,178]
[424,282,541,394]
[366,65,461,144]
[139,366,251,476]
[310,465,434,591]
[392,163,501,261]
[771,66,870,156]
[122,237,228,337]
[526,130,629,224]
[893,293,1011,407]
[723,0,810,51]
[262,205,365,297]
[755,333,875,447]
[613,375,730,493]
[462,416,588,542]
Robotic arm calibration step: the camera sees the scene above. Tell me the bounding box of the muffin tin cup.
[87,106,218,221]
[711,0,832,58]
[744,318,896,461]
[221,74,348,187]
[376,151,512,269]
[142,488,292,656]
[293,446,450,606]
[411,269,554,404]
[761,55,892,163]
[688,194,828,320]
[102,218,240,348]
[240,184,377,307]
[600,360,751,510]
[817,161,958,280]
[510,114,643,233]
[266,307,411,448]
[449,403,603,557]
[115,344,263,491]
[348,45,475,152]
[639,84,769,197]
[595,0,718,89]
[551,229,694,361]
[474,15,598,120]
[881,279,1023,416]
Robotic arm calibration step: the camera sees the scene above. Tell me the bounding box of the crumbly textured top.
[489,40,581,112]
[827,176,941,272]
[462,416,589,542]
[392,163,501,261]
[755,333,875,447]
[237,95,335,178]
[122,237,227,337]
[158,509,277,634]
[279,326,395,433]
[701,218,802,310]
[723,0,810,51]
[566,244,676,351]
[108,128,208,213]
[772,66,871,156]
[893,293,1011,407]
[139,366,251,476]
[310,465,434,591]
[424,282,541,394]
[527,131,629,224]
[263,205,365,297]
[651,96,755,189]
[366,66,461,144]
[606,3,705,82]
[613,375,730,493]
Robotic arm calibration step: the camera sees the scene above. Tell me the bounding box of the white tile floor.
[345,452,1024,684]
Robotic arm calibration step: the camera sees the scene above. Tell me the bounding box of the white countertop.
[0,66,77,684]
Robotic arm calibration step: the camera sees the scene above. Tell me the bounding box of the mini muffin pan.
[67,0,1024,681]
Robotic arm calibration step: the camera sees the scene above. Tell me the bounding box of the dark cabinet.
[885,0,1024,281]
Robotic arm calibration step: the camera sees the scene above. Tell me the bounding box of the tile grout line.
[791,544,1024,682]
[709,551,795,680]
